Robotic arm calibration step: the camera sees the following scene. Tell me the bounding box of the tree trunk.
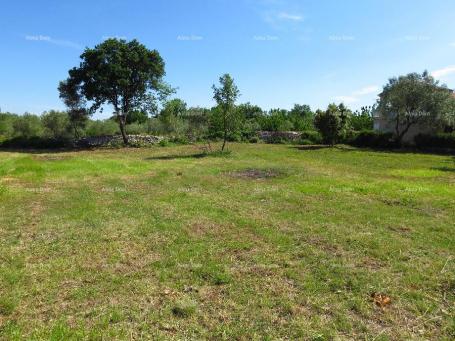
[395,121,413,147]
[118,115,129,145]
[72,124,80,140]
[221,129,227,152]
[221,110,228,152]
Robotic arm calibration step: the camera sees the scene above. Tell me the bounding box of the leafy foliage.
[212,74,240,151]
[41,110,71,139]
[314,104,349,145]
[414,133,455,149]
[59,38,169,144]
[377,71,454,144]
[348,130,397,149]
[12,113,43,138]
[351,106,374,131]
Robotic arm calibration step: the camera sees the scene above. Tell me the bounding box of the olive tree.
[59,38,171,144]
[377,71,454,144]
[41,110,71,139]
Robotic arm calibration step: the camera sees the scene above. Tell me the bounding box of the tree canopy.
[212,74,240,151]
[59,38,171,144]
[377,71,454,144]
[314,104,349,145]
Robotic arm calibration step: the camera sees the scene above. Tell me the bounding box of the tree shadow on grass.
[144,153,208,161]
[296,144,455,156]
[432,166,455,173]
[432,156,455,172]
[292,145,335,151]
[0,147,93,154]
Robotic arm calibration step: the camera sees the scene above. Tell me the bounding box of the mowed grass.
[0,144,454,340]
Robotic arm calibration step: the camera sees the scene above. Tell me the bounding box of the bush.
[349,130,397,149]
[267,135,288,144]
[41,110,71,139]
[0,136,71,149]
[125,122,148,135]
[414,133,455,149]
[169,136,190,145]
[299,139,313,145]
[0,113,17,139]
[299,130,322,144]
[158,139,170,147]
[13,113,43,137]
[314,105,343,145]
[85,120,119,136]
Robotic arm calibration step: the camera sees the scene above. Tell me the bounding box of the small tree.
[212,74,240,151]
[377,71,454,144]
[314,104,346,145]
[352,106,375,131]
[59,38,171,145]
[0,113,18,139]
[289,104,314,130]
[41,110,71,139]
[58,76,88,139]
[13,113,43,138]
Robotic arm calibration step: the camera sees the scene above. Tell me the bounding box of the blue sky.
[1,0,455,118]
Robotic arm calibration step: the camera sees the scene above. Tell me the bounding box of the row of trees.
[0,100,375,144]
[2,39,454,149]
[54,38,375,150]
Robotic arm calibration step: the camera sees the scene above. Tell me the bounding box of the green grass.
[0,144,454,340]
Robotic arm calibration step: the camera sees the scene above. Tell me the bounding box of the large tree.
[377,71,454,144]
[59,38,171,144]
[212,74,240,151]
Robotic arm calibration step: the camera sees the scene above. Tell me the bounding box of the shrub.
[125,122,148,135]
[349,130,397,149]
[267,135,288,144]
[0,136,71,149]
[13,113,43,137]
[169,136,189,145]
[0,113,17,139]
[41,110,71,139]
[314,105,344,145]
[414,133,455,149]
[158,139,170,147]
[299,130,323,144]
[299,139,313,145]
[84,120,119,136]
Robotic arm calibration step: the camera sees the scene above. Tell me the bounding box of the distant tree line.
[0,100,375,144]
[1,39,454,150]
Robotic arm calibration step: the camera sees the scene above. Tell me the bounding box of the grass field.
[0,144,454,340]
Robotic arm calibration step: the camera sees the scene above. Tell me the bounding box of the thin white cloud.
[254,0,305,30]
[25,35,82,49]
[431,65,455,78]
[334,85,380,104]
[450,42,455,47]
